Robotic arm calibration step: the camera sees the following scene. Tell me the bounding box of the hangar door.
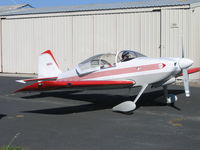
[116,11,161,57]
[0,20,2,72]
[1,10,161,74]
[161,9,189,57]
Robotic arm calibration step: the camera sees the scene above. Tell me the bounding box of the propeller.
[179,37,193,97]
[182,69,190,97]
[178,58,193,97]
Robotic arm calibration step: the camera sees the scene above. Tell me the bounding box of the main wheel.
[166,94,178,104]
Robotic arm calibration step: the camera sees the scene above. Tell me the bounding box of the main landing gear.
[112,84,148,113]
[163,86,178,104]
[112,85,178,113]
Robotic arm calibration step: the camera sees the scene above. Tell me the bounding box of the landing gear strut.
[112,84,148,113]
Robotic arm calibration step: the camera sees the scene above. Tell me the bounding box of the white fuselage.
[57,57,178,87]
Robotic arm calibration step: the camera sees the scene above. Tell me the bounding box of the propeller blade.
[182,69,190,97]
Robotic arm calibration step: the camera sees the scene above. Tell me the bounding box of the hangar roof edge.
[1,0,200,16]
[0,4,33,16]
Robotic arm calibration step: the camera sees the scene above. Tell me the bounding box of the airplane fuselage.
[57,57,179,87]
[15,50,196,113]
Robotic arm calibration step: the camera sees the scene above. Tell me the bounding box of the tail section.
[38,50,62,78]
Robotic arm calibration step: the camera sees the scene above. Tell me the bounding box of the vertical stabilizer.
[38,50,62,78]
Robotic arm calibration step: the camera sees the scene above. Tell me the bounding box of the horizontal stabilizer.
[15,80,135,92]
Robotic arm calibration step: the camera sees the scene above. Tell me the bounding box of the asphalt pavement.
[0,76,200,150]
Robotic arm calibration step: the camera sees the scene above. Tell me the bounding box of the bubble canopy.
[76,50,146,75]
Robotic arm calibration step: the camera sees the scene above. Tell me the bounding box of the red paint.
[59,63,166,81]
[15,80,135,92]
[180,67,200,76]
[41,50,59,67]
[187,67,200,74]
[162,64,166,68]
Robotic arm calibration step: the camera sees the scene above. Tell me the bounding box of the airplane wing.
[179,67,200,76]
[15,80,135,92]
[186,67,200,74]
[16,77,58,83]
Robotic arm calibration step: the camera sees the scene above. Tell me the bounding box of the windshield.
[77,50,146,74]
[78,53,116,73]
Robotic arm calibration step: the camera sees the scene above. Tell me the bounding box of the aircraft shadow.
[0,114,7,120]
[22,89,184,115]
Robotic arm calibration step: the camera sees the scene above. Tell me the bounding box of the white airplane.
[16,50,200,113]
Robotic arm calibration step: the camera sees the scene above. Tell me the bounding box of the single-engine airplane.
[16,50,200,113]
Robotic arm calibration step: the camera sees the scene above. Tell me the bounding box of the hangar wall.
[2,17,73,73]
[1,5,200,79]
[161,7,200,79]
[161,9,189,57]
[0,19,2,72]
[1,10,160,73]
[189,6,200,79]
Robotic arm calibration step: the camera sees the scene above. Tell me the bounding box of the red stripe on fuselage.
[59,63,165,81]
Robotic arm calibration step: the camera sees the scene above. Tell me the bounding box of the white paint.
[112,101,136,112]
[38,52,61,78]
[1,11,160,74]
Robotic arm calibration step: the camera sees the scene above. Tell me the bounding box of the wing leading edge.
[15,80,135,92]
[183,67,200,75]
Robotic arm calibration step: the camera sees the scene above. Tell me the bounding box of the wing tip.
[16,80,26,84]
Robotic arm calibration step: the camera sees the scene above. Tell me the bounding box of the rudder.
[38,50,62,78]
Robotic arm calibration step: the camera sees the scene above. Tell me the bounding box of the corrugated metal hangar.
[0,0,200,79]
